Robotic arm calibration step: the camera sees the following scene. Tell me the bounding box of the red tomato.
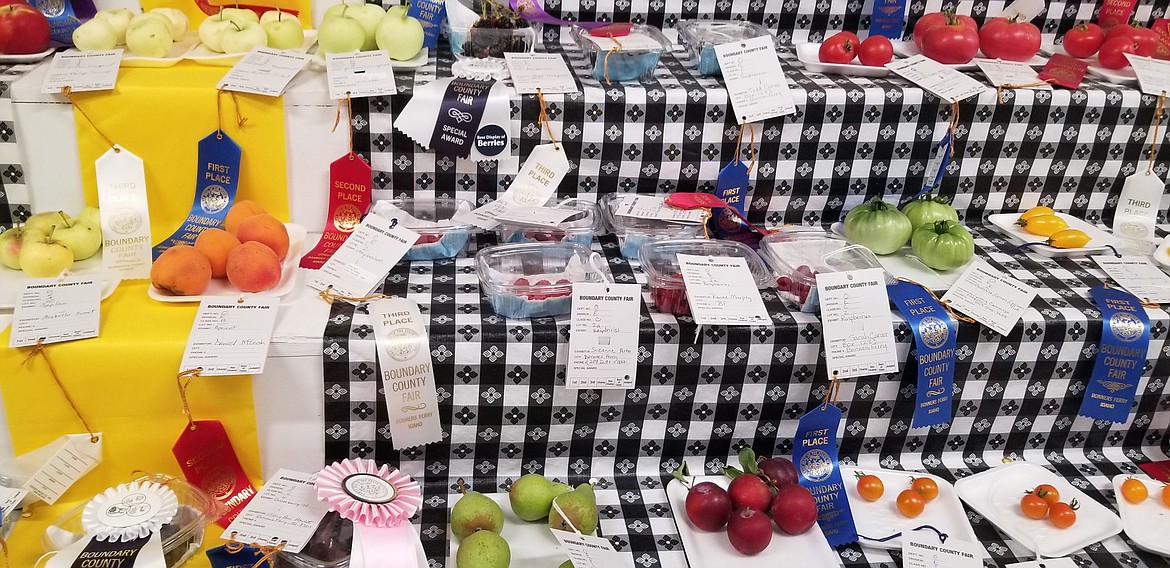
[913,12,949,51]
[1098,36,1139,69]
[1020,493,1049,519]
[0,3,50,55]
[858,35,894,66]
[979,16,1042,61]
[921,14,980,64]
[1062,22,1105,58]
[1049,500,1078,529]
[819,31,860,64]
[1106,24,1159,56]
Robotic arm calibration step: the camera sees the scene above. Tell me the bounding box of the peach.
[194,228,241,278]
[236,214,290,260]
[226,241,282,292]
[151,245,212,296]
[223,200,267,235]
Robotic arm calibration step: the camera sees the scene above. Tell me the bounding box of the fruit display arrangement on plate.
[0,1,51,56]
[72,8,191,57]
[195,7,308,55]
[1,208,102,278]
[816,32,893,67]
[318,1,425,61]
[842,195,974,271]
[906,9,1042,65]
[1111,475,1170,556]
[1053,20,1166,70]
[841,466,979,549]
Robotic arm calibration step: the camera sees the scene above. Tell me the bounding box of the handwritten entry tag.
[902,538,984,568]
[552,530,632,568]
[887,55,986,102]
[217,48,312,96]
[1094,255,1170,303]
[221,469,329,553]
[42,51,122,93]
[326,51,398,100]
[941,259,1035,336]
[181,296,280,376]
[816,268,899,378]
[714,36,796,122]
[307,213,418,299]
[567,283,641,389]
[677,254,771,326]
[504,52,579,94]
[975,58,1051,90]
[10,276,100,348]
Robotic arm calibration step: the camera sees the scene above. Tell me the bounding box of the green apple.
[72,18,118,51]
[94,8,135,45]
[322,0,365,20]
[78,206,101,228]
[198,13,236,52]
[262,12,304,49]
[220,7,260,24]
[53,215,102,261]
[375,9,423,61]
[386,4,408,18]
[126,17,174,58]
[219,20,268,54]
[350,3,386,51]
[148,7,189,39]
[0,226,45,270]
[24,211,68,235]
[130,12,181,41]
[318,15,365,53]
[19,229,74,278]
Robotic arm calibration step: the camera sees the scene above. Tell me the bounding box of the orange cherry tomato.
[1045,228,1091,249]
[896,489,925,518]
[1162,484,1169,508]
[1049,500,1079,529]
[1016,215,1069,237]
[1120,477,1148,504]
[1018,206,1055,220]
[911,477,939,503]
[1020,493,1049,520]
[1033,484,1061,505]
[856,473,885,502]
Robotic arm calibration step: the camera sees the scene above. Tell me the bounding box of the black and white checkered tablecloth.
[0,65,30,231]
[319,227,1170,568]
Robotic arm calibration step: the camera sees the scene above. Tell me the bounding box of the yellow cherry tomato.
[1019,206,1056,221]
[1016,215,1069,237]
[1045,229,1091,249]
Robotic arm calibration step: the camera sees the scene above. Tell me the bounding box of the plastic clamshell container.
[378,197,477,261]
[758,228,881,313]
[43,474,226,568]
[476,242,606,318]
[496,198,603,247]
[448,23,538,59]
[601,194,706,259]
[572,24,670,82]
[638,239,772,316]
[677,20,773,76]
[276,511,353,568]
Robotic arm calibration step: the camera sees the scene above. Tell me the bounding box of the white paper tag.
[95,146,153,280]
[714,36,797,122]
[613,195,706,224]
[22,433,102,505]
[221,468,329,553]
[677,254,771,326]
[1094,255,1170,303]
[1005,559,1078,568]
[368,298,444,448]
[180,296,280,376]
[1125,54,1170,96]
[816,268,899,378]
[308,213,418,298]
[999,0,1046,21]
[901,537,984,568]
[566,283,641,389]
[941,259,1036,336]
[41,50,123,93]
[217,47,312,96]
[493,205,583,227]
[975,59,1052,90]
[10,276,100,348]
[0,487,27,520]
[1113,172,1162,254]
[326,51,398,100]
[551,530,632,568]
[504,52,579,94]
[457,144,570,229]
[887,55,987,102]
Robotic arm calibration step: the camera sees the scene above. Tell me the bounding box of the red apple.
[684,481,733,531]
[726,507,772,555]
[727,474,772,512]
[0,3,50,55]
[769,484,819,535]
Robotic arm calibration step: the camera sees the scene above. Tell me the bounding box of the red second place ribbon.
[315,459,423,568]
[300,153,372,269]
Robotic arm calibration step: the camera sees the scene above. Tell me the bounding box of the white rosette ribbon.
[316,459,423,568]
[81,481,179,542]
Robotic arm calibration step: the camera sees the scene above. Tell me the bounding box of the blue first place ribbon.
[887,280,957,428]
[152,132,242,259]
[1080,286,1150,423]
[868,0,908,40]
[407,0,446,50]
[29,0,83,44]
[206,544,261,568]
[794,397,858,547]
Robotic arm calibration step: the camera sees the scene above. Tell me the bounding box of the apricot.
[226,241,282,292]
[194,228,240,278]
[236,214,290,260]
[223,200,267,235]
[151,245,212,296]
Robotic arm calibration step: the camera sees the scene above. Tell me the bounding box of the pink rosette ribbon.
[316,459,423,568]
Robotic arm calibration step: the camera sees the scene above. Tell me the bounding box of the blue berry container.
[496,198,603,247]
[601,194,706,260]
[572,24,671,83]
[476,242,608,318]
[371,198,477,261]
[677,20,774,77]
[758,228,882,313]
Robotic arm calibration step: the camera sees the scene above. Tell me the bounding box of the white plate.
[893,40,1048,69]
[794,42,893,77]
[841,466,978,550]
[448,492,564,566]
[1152,237,1170,269]
[830,221,975,290]
[120,32,200,68]
[1112,475,1170,556]
[1041,44,1137,85]
[666,476,841,567]
[0,46,56,64]
[147,223,306,302]
[954,462,1122,558]
[986,212,1124,257]
[0,253,120,310]
[184,30,317,67]
[309,46,429,71]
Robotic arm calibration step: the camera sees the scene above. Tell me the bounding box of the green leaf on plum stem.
[671,463,691,488]
[723,466,744,479]
[738,448,759,474]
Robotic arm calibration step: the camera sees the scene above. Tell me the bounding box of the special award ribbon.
[887,280,957,428]
[315,459,423,568]
[1079,286,1149,423]
[868,0,908,40]
[793,380,857,547]
[152,132,242,258]
[430,79,494,158]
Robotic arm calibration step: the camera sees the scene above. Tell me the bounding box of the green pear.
[456,530,509,568]
[549,483,598,535]
[558,561,574,568]
[509,473,570,522]
[451,489,504,540]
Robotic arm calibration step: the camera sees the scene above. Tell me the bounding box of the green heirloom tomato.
[910,220,975,270]
[901,193,959,230]
[843,198,913,255]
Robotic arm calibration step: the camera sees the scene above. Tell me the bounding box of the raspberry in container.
[637,239,773,317]
[601,193,707,260]
[572,23,671,83]
[677,20,774,77]
[496,198,603,247]
[444,0,539,59]
[476,242,609,318]
[757,228,883,313]
[370,198,477,261]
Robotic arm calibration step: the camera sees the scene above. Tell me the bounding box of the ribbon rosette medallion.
[315,459,424,567]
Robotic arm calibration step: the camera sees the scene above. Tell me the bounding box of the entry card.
[567,283,642,389]
[217,47,312,96]
[492,205,582,228]
[221,469,329,553]
[677,254,771,326]
[614,195,706,224]
[326,51,398,100]
[1094,256,1170,303]
[941,259,1035,336]
[0,487,27,520]
[552,529,632,568]
[504,52,579,94]
[714,35,797,123]
[22,433,103,505]
[10,277,100,348]
[816,268,899,379]
[308,213,418,298]
[42,50,122,93]
[887,55,986,102]
[902,538,983,568]
[975,59,1052,90]
[181,296,279,375]
[1125,54,1170,96]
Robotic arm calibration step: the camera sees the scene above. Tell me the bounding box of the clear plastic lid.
[572,24,671,56]
[677,20,772,49]
[475,242,607,297]
[758,228,882,286]
[370,197,476,236]
[601,194,706,238]
[496,198,602,234]
[276,512,353,568]
[637,239,773,289]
